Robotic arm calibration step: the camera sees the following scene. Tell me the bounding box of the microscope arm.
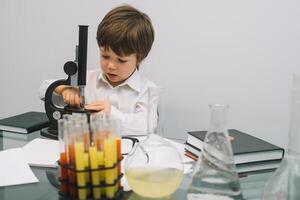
[44,79,69,129]
[44,60,77,129]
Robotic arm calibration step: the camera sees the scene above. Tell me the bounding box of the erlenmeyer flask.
[187,104,243,200]
[262,74,300,200]
[125,87,184,198]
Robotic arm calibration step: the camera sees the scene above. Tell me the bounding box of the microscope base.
[40,127,58,140]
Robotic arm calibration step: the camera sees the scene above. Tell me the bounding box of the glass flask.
[262,74,300,200]
[125,87,184,198]
[187,104,243,200]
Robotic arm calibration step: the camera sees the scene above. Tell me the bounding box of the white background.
[1,0,300,149]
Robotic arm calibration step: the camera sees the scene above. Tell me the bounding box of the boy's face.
[100,47,138,87]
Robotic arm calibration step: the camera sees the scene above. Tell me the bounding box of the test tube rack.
[58,157,123,200]
[56,113,123,200]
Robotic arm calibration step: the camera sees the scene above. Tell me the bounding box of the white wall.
[1,0,300,149]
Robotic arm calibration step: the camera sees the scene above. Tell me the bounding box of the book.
[0,130,41,141]
[186,129,284,164]
[184,148,280,174]
[0,111,50,134]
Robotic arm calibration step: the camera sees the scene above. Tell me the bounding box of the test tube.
[116,137,121,187]
[81,120,91,196]
[104,134,117,198]
[73,121,87,200]
[108,116,121,192]
[66,118,78,198]
[81,119,90,152]
[89,142,101,199]
[100,115,118,198]
[91,115,106,196]
[58,119,69,194]
[91,114,106,151]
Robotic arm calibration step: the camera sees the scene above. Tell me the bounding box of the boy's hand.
[84,100,111,114]
[55,85,81,107]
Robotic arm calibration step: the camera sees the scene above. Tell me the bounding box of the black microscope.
[41,25,91,140]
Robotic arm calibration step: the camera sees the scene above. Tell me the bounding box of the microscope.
[41,25,91,140]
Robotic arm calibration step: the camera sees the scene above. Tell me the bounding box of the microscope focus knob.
[63,61,77,76]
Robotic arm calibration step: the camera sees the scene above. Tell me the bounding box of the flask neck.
[208,104,229,132]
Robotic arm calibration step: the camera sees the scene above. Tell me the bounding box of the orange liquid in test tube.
[59,152,69,194]
[95,138,101,151]
[67,143,77,198]
[116,138,121,176]
[94,131,107,151]
[83,132,90,152]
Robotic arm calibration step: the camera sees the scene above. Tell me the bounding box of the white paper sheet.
[0,148,39,187]
[22,138,59,168]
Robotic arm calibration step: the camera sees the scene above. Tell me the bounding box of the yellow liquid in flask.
[126,167,183,198]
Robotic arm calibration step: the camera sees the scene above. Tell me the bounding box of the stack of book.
[185,129,284,175]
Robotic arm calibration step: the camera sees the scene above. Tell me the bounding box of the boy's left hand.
[84,100,111,114]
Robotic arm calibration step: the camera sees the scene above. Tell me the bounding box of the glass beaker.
[125,87,184,198]
[187,104,243,200]
[262,74,300,200]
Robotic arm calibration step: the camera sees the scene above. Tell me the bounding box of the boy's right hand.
[55,85,81,107]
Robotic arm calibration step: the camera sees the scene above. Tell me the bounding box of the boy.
[39,5,157,135]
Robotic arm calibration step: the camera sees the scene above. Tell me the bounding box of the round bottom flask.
[125,133,184,198]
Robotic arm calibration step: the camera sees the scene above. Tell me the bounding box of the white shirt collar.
[97,69,142,92]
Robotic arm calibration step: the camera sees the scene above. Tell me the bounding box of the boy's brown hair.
[96,5,154,68]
